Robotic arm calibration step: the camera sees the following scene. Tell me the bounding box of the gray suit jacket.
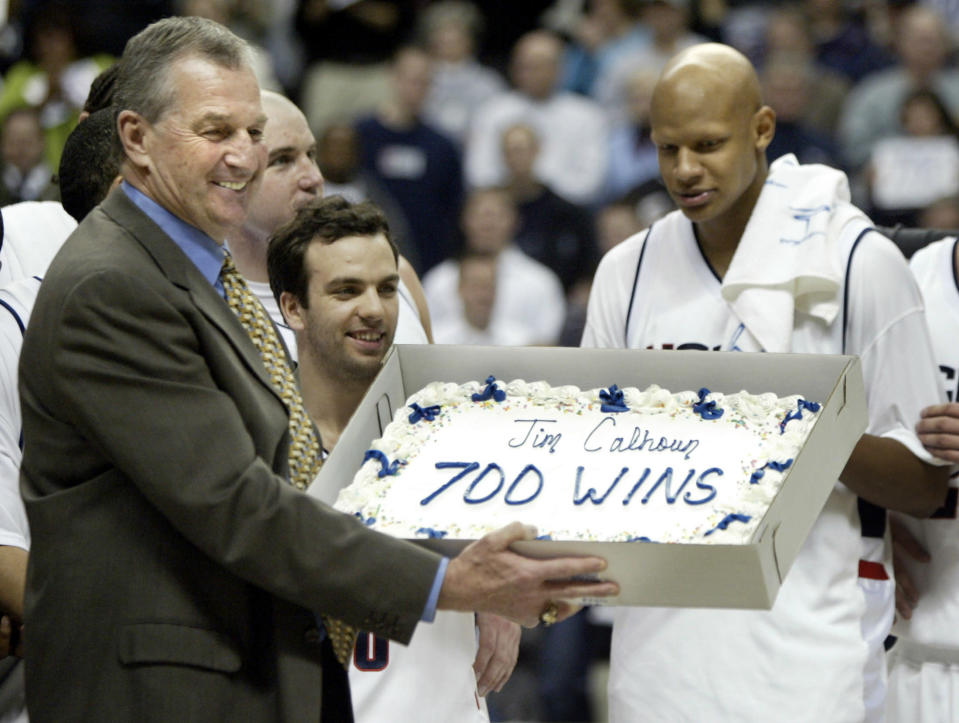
[18,190,442,721]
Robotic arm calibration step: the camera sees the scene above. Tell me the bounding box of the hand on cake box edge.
[436,521,618,628]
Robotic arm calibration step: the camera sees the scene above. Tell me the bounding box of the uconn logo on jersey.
[940,364,959,403]
[644,342,722,351]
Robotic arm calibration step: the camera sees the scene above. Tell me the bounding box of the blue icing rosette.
[692,388,724,420]
[363,449,404,478]
[704,513,751,536]
[749,459,793,485]
[471,375,507,403]
[599,384,629,413]
[779,398,821,434]
[408,402,441,424]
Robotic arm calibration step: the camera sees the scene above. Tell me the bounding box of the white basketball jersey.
[348,610,488,723]
[583,209,942,722]
[894,238,959,649]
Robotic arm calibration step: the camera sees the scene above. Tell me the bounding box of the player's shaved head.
[648,43,775,245]
[261,89,300,119]
[652,43,763,128]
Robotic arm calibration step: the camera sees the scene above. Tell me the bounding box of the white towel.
[720,154,870,353]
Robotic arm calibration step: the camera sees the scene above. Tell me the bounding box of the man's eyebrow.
[268,145,296,160]
[191,112,268,128]
[325,273,400,287]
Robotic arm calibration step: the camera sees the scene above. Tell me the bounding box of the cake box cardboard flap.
[310,345,867,609]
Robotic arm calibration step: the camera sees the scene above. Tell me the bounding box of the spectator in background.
[0,108,52,205]
[761,5,848,138]
[501,122,597,293]
[866,87,959,228]
[316,120,415,252]
[296,0,415,134]
[761,52,841,169]
[839,4,959,171]
[432,251,536,346]
[418,1,505,146]
[560,0,649,97]
[559,199,643,348]
[919,194,959,231]
[805,0,893,85]
[594,0,707,125]
[423,187,565,346]
[596,198,643,256]
[603,66,660,203]
[356,46,463,274]
[178,0,282,92]
[0,4,112,169]
[465,30,608,206]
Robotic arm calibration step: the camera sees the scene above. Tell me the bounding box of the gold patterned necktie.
[220,252,357,667]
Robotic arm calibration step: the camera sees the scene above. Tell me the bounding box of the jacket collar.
[98,189,286,407]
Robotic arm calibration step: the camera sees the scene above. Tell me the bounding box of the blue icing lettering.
[505,465,544,505]
[508,419,561,453]
[535,534,552,541]
[421,462,479,505]
[627,536,653,542]
[574,466,628,505]
[683,468,721,505]
[584,416,700,460]
[640,467,695,505]
[463,463,504,504]
[584,415,615,452]
[622,468,651,505]
[416,527,448,539]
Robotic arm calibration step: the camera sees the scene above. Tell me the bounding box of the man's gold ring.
[540,602,559,626]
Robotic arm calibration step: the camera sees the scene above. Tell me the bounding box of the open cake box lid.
[310,345,867,609]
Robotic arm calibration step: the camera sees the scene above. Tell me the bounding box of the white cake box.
[309,345,867,609]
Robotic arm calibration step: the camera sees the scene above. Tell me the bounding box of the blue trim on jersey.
[841,226,876,355]
[841,226,887,540]
[0,298,25,335]
[950,237,959,299]
[0,295,27,450]
[691,224,723,283]
[624,221,655,343]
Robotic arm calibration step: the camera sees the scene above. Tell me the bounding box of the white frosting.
[334,379,821,544]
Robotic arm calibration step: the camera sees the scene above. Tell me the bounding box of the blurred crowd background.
[3,0,959,359]
[4,0,959,720]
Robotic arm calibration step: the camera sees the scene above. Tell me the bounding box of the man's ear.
[279,290,306,332]
[116,110,151,171]
[753,105,776,152]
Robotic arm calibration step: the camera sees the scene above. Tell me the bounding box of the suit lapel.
[99,191,285,407]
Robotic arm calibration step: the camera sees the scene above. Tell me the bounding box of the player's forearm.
[0,546,27,620]
[840,433,949,517]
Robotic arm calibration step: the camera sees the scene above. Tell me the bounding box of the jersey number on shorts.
[354,632,390,671]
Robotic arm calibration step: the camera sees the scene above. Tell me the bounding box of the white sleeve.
[0,313,28,550]
[581,232,647,349]
[847,231,946,464]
